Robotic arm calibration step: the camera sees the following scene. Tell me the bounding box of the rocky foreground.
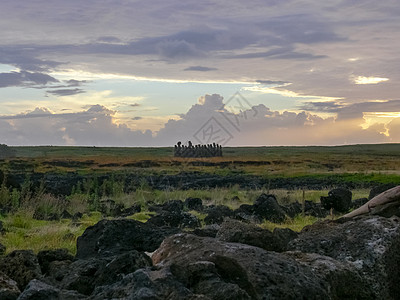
[1,192,400,299]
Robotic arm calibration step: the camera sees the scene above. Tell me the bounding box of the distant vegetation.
[0,144,16,159]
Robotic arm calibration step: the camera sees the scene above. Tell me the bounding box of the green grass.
[260,215,321,232]
[0,211,103,255]
[128,211,156,223]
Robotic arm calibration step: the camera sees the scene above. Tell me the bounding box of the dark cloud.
[227,46,327,60]
[256,14,345,45]
[0,71,58,88]
[46,88,86,96]
[132,116,142,120]
[184,66,218,72]
[0,47,63,72]
[301,100,400,120]
[64,79,88,87]
[299,101,345,113]
[256,80,290,86]
[130,103,140,107]
[96,36,123,44]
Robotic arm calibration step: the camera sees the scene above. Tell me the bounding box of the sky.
[1,0,400,146]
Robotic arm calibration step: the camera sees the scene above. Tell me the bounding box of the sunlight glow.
[50,70,254,85]
[353,76,389,85]
[243,85,342,102]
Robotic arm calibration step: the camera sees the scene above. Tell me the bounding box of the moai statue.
[175,141,182,157]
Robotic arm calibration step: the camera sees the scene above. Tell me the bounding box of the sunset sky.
[1,0,400,146]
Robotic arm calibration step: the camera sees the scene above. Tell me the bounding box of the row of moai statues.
[174,141,223,157]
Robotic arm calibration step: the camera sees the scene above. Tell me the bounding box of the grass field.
[0,144,398,179]
[0,143,399,254]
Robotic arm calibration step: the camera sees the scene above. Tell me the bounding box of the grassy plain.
[0,143,399,254]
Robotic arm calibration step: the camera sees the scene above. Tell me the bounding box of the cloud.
[353,76,389,85]
[155,94,391,146]
[0,94,397,146]
[184,66,218,72]
[0,71,58,88]
[227,47,327,60]
[46,88,86,96]
[256,80,290,86]
[301,100,400,120]
[0,105,153,146]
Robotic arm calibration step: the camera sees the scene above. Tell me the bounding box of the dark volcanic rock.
[253,194,287,223]
[76,219,180,259]
[0,242,5,255]
[147,211,201,229]
[216,219,296,252]
[193,224,221,238]
[54,250,151,296]
[304,200,329,218]
[184,197,203,211]
[37,249,74,275]
[287,251,374,299]
[272,227,299,251]
[0,220,4,234]
[152,233,329,299]
[320,188,352,213]
[0,271,20,300]
[204,205,233,225]
[91,268,193,300]
[0,250,42,291]
[18,279,85,300]
[120,204,141,217]
[98,199,124,217]
[369,184,397,200]
[350,197,369,209]
[282,201,303,218]
[289,216,400,299]
[233,204,263,223]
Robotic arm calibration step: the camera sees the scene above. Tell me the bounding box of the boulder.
[0,242,5,255]
[76,219,180,259]
[91,268,193,300]
[184,197,203,211]
[272,227,299,251]
[120,204,141,217]
[152,233,329,299]
[233,204,263,223]
[53,250,151,296]
[98,199,124,217]
[193,224,221,238]
[320,188,352,213]
[288,216,400,299]
[161,200,184,213]
[350,197,369,209]
[253,194,286,223]
[287,252,374,299]
[37,249,74,275]
[282,201,302,218]
[146,211,201,229]
[0,271,20,300]
[216,219,297,252]
[204,205,233,225]
[17,279,85,300]
[0,220,4,234]
[0,250,42,291]
[304,200,329,218]
[369,184,397,200]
